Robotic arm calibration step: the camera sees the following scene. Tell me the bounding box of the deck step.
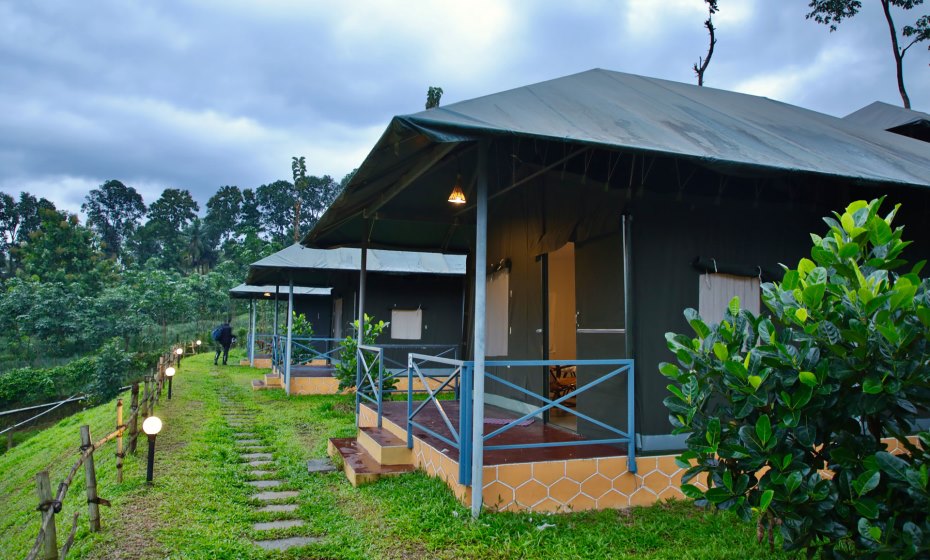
[327,437,414,487]
[251,379,266,391]
[264,373,282,388]
[357,427,412,466]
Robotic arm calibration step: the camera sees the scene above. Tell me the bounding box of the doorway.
[546,242,577,431]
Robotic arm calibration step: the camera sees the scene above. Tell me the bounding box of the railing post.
[35,470,58,560]
[80,425,101,532]
[377,350,383,429]
[459,364,473,484]
[116,399,124,483]
[355,347,362,428]
[129,383,139,454]
[627,362,637,474]
[407,356,414,449]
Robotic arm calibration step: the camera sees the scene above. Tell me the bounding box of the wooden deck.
[377,401,627,466]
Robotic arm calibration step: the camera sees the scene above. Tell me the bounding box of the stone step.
[307,458,337,474]
[248,460,273,467]
[252,536,321,551]
[357,426,413,466]
[249,470,276,477]
[242,453,273,461]
[236,439,261,445]
[255,504,298,513]
[247,479,283,489]
[253,519,305,531]
[252,490,299,501]
[327,437,415,487]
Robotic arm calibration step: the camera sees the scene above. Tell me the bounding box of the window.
[486,269,509,356]
[391,308,422,340]
[698,273,760,326]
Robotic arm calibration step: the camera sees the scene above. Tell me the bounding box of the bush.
[334,314,388,391]
[661,199,930,558]
[87,338,130,405]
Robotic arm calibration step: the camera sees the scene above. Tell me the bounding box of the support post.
[116,399,124,483]
[80,425,101,532]
[35,470,58,560]
[249,299,257,367]
[273,285,280,367]
[622,214,637,472]
[355,243,368,427]
[284,279,294,395]
[470,140,489,518]
[129,383,139,454]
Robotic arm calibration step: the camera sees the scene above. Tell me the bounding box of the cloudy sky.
[1,0,928,215]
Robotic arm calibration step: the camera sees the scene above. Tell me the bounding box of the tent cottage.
[307,69,930,515]
[245,244,466,395]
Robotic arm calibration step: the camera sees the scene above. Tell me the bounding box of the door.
[574,231,628,441]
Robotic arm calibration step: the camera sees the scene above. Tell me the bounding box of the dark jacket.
[217,324,233,347]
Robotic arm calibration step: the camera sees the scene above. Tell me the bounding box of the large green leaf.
[755,414,772,447]
[876,451,909,481]
[862,375,884,395]
[852,470,880,496]
[798,370,817,387]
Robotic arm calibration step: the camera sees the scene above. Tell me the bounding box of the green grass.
[0,351,793,559]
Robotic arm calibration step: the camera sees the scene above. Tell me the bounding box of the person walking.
[212,319,233,365]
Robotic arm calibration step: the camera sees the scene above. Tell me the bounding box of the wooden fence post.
[116,399,124,483]
[142,379,151,420]
[80,426,101,532]
[35,470,58,560]
[129,383,139,454]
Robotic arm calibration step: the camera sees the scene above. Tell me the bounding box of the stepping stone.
[241,447,269,454]
[254,519,305,531]
[307,459,338,474]
[249,470,275,477]
[252,490,299,501]
[236,439,261,445]
[247,479,283,488]
[256,504,298,513]
[242,453,272,460]
[252,536,321,551]
[248,460,273,467]
[234,433,256,438]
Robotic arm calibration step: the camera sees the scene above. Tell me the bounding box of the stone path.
[217,390,323,552]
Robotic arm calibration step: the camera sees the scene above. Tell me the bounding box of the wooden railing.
[23,348,180,560]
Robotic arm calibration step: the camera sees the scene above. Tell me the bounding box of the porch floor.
[290,365,335,378]
[377,401,626,466]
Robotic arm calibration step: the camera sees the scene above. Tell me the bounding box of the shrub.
[87,338,131,405]
[334,314,388,391]
[661,199,930,558]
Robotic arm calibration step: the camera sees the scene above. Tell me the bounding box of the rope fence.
[21,348,182,560]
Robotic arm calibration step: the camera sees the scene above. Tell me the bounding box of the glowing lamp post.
[142,416,163,483]
[175,346,183,367]
[195,340,202,354]
[165,367,176,400]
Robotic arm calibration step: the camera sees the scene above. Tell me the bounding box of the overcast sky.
[1,0,928,215]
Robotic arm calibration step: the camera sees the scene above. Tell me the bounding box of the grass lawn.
[0,350,792,559]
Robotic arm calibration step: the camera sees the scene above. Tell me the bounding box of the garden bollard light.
[165,367,175,400]
[142,416,162,483]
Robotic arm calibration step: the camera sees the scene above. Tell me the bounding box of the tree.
[146,188,199,269]
[304,174,342,229]
[807,0,930,108]
[237,188,262,236]
[256,179,297,244]
[204,185,242,244]
[426,86,444,109]
[291,156,309,242]
[693,0,719,86]
[18,208,102,287]
[81,179,146,260]
[662,198,930,556]
[184,218,215,273]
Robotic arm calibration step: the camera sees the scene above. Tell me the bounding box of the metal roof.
[229,283,332,300]
[306,69,930,251]
[246,244,466,286]
[844,101,930,132]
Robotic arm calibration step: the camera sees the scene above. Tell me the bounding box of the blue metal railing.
[268,335,343,369]
[356,345,385,428]
[403,356,637,485]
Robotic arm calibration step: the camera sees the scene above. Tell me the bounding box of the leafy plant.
[87,338,130,405]
[661,198,930,558]
[334,313,388,391]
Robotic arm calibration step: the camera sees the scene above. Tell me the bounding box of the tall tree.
[17,208,101,286]
[304,174,342,228]
[807,0,930,108]
[237,188,262,236]
[81,179,146,260]
[204,185,242,244]
[291,156,309,242]
[693,0,719,86]
[146,188,199,270]
[256,180,296,244]
[426,86,444,109]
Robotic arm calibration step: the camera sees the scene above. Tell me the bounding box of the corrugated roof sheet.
[844,101,930,132]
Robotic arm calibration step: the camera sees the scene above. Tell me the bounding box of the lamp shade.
[165,367,176,377]
[142,416,163,435]
[448,175,466,204]
[195,340,202,346]
[175,348,183,355]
